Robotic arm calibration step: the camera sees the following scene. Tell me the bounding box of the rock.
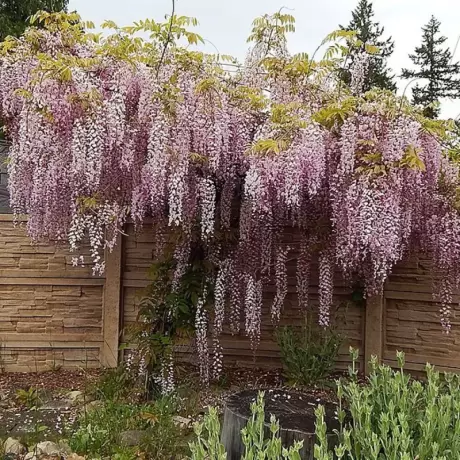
[66,455,85,460]
[3,454,18,460]
[40,400,70,411]
[57,441,72,455]
[24,454,37,460]
[79,400,102,414]
[3,437,27,455]
[36,441,61,456]
[173,415,192,427]
[65,391,84,405]
[119,429,145,447]
[0,399,9,409]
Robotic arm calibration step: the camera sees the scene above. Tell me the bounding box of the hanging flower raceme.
[271,245,289,323]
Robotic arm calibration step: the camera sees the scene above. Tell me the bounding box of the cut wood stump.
[221,389,340,460]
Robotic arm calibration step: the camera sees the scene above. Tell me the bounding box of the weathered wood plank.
[364,295,384,373]
[102,235,122,367]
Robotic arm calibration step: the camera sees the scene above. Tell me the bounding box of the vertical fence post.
[101,234,123,368]
[364,294,384,374]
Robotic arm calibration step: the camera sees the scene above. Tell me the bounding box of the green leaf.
[178,302,190,315]
[101,20,119,29]
[190,291,199,306]
[364,44,379,55]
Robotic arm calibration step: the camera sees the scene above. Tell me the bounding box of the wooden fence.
[0,218,458,374]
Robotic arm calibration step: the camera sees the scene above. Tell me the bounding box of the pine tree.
[341,0,396,92]
[402,16,460,119]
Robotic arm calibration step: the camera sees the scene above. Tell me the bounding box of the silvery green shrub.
[315,350,460,460]
[190,391,303,460]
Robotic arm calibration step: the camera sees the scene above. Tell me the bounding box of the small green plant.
[276,317,342,386]
[347,346,360,382]
[70,399,149,456]
[15,387,49,448]
[141,396,189,459]
[242,392,304,459]
[111,447,138,460]
[70,422,110,455]
[189,407,227,460]
[190,392,303,460]
[93,366,134,402]
[15,387,41,409]
[314,350,460,459]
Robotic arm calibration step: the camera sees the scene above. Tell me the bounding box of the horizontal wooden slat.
[2,341,101,349]
[0,277,104,286]
[0,269,104,280]
[0,333,102,343]
[0,214,25,222]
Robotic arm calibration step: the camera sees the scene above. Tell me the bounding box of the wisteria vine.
[1,11,460,381]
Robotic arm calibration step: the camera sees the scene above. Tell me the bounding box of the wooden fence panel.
[0,216,105,371]
[383,255,460,373]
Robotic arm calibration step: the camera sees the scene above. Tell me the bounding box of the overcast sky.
[68,0,460,118]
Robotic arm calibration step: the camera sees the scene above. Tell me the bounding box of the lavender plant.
[190,392,303,460]
[314,351,460,459]
[242,392,303,460]
[189,407,227,460]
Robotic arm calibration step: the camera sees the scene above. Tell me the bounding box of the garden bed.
[0,363,340,459]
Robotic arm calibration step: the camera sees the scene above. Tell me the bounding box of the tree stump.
[221,389,340,460]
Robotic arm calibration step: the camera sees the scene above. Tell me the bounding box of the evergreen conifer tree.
[341,0,396,92]
[402,16,460,119]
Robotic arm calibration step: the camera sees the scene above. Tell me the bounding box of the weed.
[141,398,189,459]
[15,387,41,409]
[112,447,139,460]
[92,366,134,402]
[70,395,189,459]
[70,422,110,455]
[176,382,201,417]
